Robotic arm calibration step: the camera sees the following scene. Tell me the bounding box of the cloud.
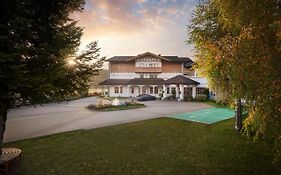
[71,0,198,58]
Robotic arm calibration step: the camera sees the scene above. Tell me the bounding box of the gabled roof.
[107,52,193,62]
[99,79,131,85]
[127,52,170,61]
[127,78,164,85]
[162,75,200,85]
[107,56,133,62]
[99,78,164,86]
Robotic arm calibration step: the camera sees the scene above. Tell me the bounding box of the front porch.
[99,75,206,101]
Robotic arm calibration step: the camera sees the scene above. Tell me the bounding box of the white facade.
[108,85,162,98]
[101,52,210,100]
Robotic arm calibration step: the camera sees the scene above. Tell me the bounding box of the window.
[149,74,157,78]
[120,86,123,93]
[196,87,206,95]
[140,74,144,78]
[154,87,158,94]
[114,87,119,94]
[166,87,170,94]
[150,87,154,94]
[131,87,134,94]
[171,87,176,94]
[184,87,192,96]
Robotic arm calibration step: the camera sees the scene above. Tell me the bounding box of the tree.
[188,0,281,167]
[0,0,105,154]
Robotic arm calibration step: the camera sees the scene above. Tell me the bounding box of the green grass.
[87,103,145,111]
[4,118,279,175]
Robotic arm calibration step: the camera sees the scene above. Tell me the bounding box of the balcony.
[135,67,162,73]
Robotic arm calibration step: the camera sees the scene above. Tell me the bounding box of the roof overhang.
[162,75,200,85]
[126,52,170,61]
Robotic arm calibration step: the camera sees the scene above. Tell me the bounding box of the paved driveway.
[4,97,211,142]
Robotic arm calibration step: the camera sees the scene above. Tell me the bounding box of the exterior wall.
[110,60,183,74]
[110,62,135,72]
[108,86,162,98]
[162,61,182,73]
[109,86,129,97]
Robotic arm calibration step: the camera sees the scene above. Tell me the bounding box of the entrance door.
[184,87,192,96]
[142,86,146,94]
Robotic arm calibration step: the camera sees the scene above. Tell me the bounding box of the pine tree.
[0,0,105,154]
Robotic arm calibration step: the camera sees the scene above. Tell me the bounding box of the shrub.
[87,104,111,110]
[184,95,193,101]
[203,88,210,100]
[194,94,207,101]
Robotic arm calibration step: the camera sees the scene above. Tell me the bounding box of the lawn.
[4,118,279,175]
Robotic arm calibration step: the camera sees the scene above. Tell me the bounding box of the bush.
[203,88,210,100]
[87,104,111,110]
[194,94,207,101]
[184,95,193,101]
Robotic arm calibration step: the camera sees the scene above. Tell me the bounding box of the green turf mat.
[168,108,235,124]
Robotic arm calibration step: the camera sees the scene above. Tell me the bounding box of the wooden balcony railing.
[135,67,162,73]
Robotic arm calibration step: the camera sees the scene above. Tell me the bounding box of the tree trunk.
[235,98,243,131]
[0,100,8,156]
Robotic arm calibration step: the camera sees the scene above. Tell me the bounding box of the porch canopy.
[162,75,199,85]
[99,79,131,85]
[99,78,163,86]
[161,75,200,100]
[128,78,163,85]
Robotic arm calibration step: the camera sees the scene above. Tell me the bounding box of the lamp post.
[235,98,243,131]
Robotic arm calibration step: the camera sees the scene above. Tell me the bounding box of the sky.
[71,0,198,59]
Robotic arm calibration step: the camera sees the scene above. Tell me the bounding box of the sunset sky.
[71,0,198,59]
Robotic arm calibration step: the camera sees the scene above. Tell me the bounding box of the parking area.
[4,97,212,142]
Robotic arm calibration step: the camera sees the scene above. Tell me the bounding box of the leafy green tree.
[188,0,281,168]
[0,0,105,154]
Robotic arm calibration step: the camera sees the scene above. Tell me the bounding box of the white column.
[127,85,131,97]
[192,86,196,98]
[179,84,184,101]
[176,85,179,99]
[107,86,110,97]
[162,84,167,99]
[138,85,143,95]
[101,86,104,96]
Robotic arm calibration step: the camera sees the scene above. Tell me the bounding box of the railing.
[135,67,162,73]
